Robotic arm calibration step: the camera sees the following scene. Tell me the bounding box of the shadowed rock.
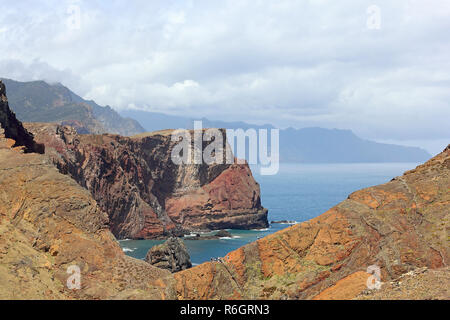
[214,230,233,238]
[146,237,192,273]
[0,80,44,154]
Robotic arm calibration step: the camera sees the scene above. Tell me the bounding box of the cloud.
[0,0,449,145]
[0,59,86,93]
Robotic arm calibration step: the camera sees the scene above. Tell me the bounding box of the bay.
[120,162,418,265]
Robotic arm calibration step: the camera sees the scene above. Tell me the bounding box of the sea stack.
[145,237,192,273]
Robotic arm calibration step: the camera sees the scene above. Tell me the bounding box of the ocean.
[120,162,418,265]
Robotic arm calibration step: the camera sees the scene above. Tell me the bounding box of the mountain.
[0,78,145,136]
[121,110,432,163]
[1,79,448,299]
[1,77,430,162]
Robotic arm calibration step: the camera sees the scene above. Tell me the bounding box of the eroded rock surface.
[0,88,176,300]
[0,80,44,154]
[146,237,192,273]
[174,146,450,300]
[25,123,268,239]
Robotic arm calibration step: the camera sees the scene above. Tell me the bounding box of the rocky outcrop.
[0,80,44,154]
[145,237,192,273]
[0,87,176,300]
[25,123,268,240]
[174,145,449,300]
[214,230,233,238]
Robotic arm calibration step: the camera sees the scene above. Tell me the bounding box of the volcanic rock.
[0,86,176,299]
[0,80,44,154]
[214,230,233,238]
[146,237,192,273]
[25,123,268,239]
[174,145,450,299]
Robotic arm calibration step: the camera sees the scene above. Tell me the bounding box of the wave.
[250,228,270,231]
[122,247,136,253]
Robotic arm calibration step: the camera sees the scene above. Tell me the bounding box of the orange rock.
[174,145,450,300]
[312,271,371,300]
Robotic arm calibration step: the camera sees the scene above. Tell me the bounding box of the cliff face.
[25,123,268,239]
[0,88,176,300]
[174,146,449,300]
[0,81,44,154]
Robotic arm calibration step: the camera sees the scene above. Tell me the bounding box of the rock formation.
[214,230,233,238]
[1,80,448,300]
[145,237,192,273]
[174,145,449,300]
[25,123,268,239]
[0,80,44,154]
[0,86,176,299]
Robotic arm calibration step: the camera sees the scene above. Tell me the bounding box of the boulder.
[146,237,192,273]
[214,230,233,238]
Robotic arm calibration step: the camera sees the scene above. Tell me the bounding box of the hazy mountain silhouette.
[1,78,144,136]
[121,110,431,163]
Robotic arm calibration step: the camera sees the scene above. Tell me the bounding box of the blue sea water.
[120,162,418,265]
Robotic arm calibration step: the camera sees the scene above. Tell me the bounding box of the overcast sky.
[0,0,449,154]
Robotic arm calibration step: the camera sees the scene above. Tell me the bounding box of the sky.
[0,0,449,154]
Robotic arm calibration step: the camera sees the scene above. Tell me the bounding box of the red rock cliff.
[26,123,268,239]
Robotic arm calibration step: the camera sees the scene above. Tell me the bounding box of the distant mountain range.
[1,78,145,136]
[121,110,432,163]
[1,78,431,163]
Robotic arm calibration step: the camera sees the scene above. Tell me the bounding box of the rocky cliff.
[3,78,448,300]
[174,145,449,300]
[0,87,176,299]
[25,123,268,240]
[0,81,44,154]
